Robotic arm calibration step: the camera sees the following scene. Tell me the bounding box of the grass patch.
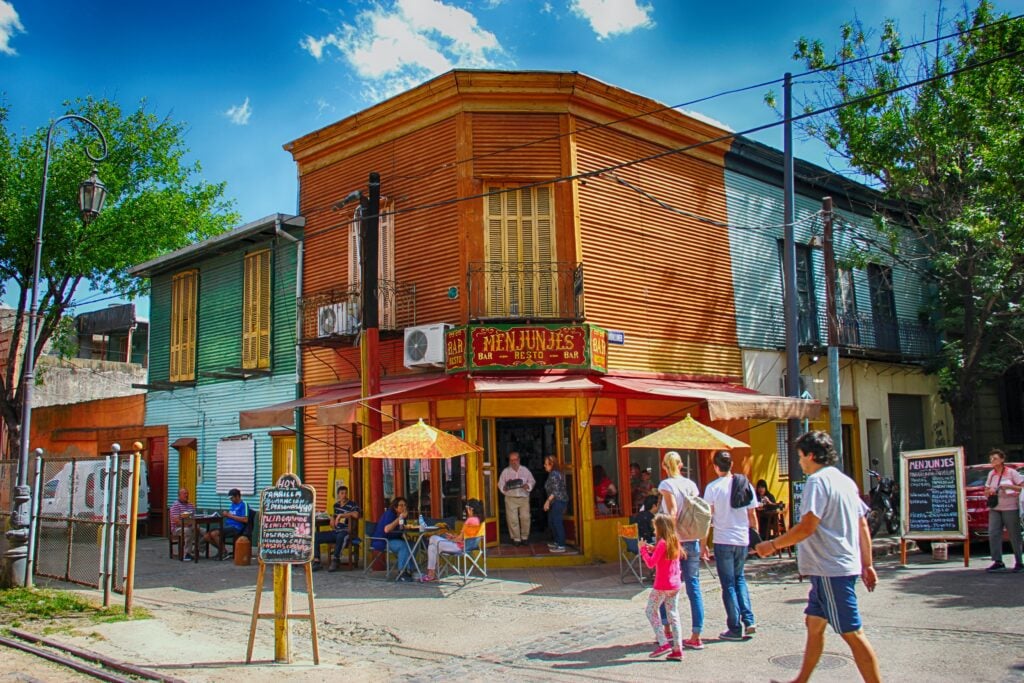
[0,588,151,628]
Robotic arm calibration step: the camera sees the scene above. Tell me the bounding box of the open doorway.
[494,418,553,546]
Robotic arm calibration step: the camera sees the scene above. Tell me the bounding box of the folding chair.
[363,519,399,579]
[618,522,646,584]
[438,526,487,585]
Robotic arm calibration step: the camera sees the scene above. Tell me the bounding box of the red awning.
[600,376,821,421]
[471,376,602,392]
[316,376,454,426]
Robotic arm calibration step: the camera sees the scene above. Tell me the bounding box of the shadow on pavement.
[524,642,655,670]
[890,560,1024,609]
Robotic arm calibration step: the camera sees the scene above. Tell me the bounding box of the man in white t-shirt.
[498,451,535,546]
[704,450,758,641]
[754,431,881,683]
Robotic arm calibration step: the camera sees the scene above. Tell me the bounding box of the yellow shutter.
[170,270,198,382]
[242,249,271,370]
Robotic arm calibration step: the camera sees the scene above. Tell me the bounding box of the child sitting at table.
[418,499,483,582]
[635,494,659,544]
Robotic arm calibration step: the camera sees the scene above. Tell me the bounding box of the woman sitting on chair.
[418,499,483,583]
[754,479,785,540]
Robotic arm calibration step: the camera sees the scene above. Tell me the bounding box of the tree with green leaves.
[0,97,238,454]
[785,1,1024,460]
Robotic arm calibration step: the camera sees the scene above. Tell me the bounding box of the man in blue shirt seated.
[205,488,249,557]
[313,484,362,572]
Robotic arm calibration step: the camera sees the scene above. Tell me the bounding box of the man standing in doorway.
[704,450,758,641]
[498,451,535,545]
[755,431,881,683]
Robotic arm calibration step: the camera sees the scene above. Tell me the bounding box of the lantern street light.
[3,115,108,588]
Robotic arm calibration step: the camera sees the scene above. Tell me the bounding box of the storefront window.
[404,459,431,515]
[590,425,620,517]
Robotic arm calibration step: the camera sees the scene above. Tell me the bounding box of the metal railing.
[299,279,417,343]
[765,307,940,360]
[467,261,585,321]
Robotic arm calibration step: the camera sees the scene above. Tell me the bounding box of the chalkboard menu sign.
[258,473,316,564]
[900,447,967,540]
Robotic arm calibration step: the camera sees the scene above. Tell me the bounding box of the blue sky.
[3,0,1022,318]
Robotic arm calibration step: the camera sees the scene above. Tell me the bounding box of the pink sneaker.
[666,650,683,661]
[649,643,672,658]
[682,637,705,650]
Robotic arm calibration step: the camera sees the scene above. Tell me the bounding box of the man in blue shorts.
[754,431,880,683]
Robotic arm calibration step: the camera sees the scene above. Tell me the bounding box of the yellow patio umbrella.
[623,414,748,450]
[352,418,483,460]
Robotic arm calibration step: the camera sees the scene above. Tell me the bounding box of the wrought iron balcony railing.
[299,280,417,344]
[467,261,585,322]
[764,306,940,360]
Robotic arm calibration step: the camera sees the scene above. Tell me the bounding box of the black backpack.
[730,474,754,508]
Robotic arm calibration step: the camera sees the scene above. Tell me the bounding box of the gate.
[31,451,139,598]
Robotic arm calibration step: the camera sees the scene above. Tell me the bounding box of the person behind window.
[594,464,618,515]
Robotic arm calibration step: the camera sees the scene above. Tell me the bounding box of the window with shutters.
[347,198,396,328]
[242,249,271,369]
[169,270,198,382]
[483,184,556,318]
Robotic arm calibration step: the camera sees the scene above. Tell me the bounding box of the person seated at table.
[204,488,248,557]
[372,497,415,581]
[417,499,484,583]
[635,494,660,544]
[312,484,361,572]
[754,479,785,539]
[169,487,197,561]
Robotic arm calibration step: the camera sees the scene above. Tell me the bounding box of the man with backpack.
[657,450,711,650]
[704,450,758,641]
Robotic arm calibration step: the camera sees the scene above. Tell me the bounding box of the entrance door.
[272,434,297,481]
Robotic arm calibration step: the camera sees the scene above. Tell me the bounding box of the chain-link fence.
[32,454,137,593]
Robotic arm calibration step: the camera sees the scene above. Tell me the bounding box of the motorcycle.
[866,459,899,536]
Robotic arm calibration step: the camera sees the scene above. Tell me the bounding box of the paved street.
[25,538,1024,682]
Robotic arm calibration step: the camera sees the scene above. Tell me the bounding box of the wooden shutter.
[347,209,361,288]
[170,270,197,382]
[242,249,271,369]
[379,199,396,328]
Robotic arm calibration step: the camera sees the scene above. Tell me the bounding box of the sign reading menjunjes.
[446,323,608,373]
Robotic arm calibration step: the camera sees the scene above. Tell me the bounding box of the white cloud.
[224,97,252,125]
[300,0,507,101]
[0,1,25,56]
[569,0,653,40]
[541,2,553,13]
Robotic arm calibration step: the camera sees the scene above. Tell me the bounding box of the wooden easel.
[246,560,320,664]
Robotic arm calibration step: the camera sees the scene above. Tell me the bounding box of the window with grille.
[242,249,271,369]
[169,270,198,382]
[776,423,790,479]
[483,184,556,317]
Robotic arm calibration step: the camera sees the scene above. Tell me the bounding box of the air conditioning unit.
[403,324,450,368]
[318,303,359,337]
[779,373,816,399]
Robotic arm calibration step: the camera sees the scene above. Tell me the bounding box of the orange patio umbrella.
[352,418,483,460]
[623,414,748,450]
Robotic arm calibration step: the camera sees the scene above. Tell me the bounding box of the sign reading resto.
[446,324,607,373]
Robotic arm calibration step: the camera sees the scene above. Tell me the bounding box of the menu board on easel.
[258,473,316,564]
[900,446,967,540]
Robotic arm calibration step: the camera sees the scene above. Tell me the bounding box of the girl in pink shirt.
[640,514,685,661]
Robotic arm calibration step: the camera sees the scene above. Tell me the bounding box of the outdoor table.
[190,512,224,562]
[400,525,442,579]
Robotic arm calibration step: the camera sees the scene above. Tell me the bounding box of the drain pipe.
[276,215,304,478]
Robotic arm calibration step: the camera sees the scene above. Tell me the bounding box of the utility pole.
[360,172,384,517]
[822,197,844,469]
[782,72,802,515]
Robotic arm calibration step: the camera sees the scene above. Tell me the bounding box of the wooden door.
[147,436,167,536]
[272,435,297,481]
[178,446,197,504]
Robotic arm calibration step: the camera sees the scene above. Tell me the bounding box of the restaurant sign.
[446,323,607,373]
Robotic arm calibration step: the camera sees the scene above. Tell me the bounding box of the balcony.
[299,280,417,345]
[767,307,940,361]
[467,261,585,322]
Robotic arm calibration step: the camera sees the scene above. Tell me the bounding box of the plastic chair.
[618,522,645,584]
[438,526,488,585]
[363,518,399,579]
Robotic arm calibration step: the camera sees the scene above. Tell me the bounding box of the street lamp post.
[3,115,108,588]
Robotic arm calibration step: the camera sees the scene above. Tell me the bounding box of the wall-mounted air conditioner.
[403,323,450,368]
[318,303,359,337]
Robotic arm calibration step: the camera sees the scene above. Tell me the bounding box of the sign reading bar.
[446,324,607,373]
[258,473,316,564]
[900,446,967,540]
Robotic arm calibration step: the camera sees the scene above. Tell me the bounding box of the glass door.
[558,417,578,545]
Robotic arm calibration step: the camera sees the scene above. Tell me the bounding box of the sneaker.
[681,637,705,650]
[550,545,566,553]
[744,624,757,635]
[719,629,745,641]
[397,573,415,583]
[547,542,559,549]
[649,643,672,659]
[986,561,1007,573]
[666,650,683,662]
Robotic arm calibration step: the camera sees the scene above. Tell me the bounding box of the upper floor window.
[868,263,899,352]
[242,249,271,370]
[777,242,818,346]
[170,270,198,382]
[484,184,556,317]
[348,198,396,328]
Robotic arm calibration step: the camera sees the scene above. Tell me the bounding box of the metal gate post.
[100,452,114,607]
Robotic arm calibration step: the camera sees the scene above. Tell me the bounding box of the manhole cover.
[770,653,851,671]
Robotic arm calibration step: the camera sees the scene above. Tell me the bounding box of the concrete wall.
[32,356,146,408]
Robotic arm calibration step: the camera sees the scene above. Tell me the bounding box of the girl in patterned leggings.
[640,514,684,661]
